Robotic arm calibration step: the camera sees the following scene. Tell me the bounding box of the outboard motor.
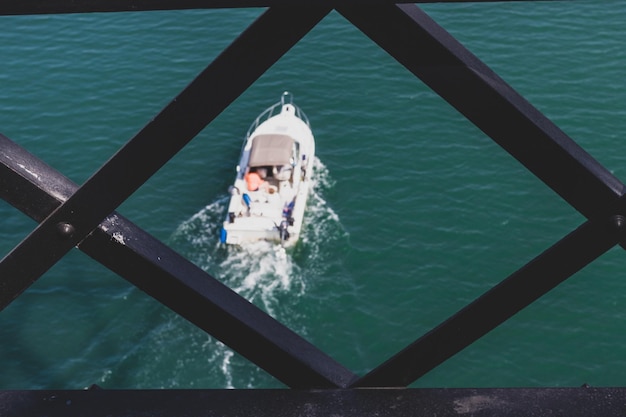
[278,220,290,243]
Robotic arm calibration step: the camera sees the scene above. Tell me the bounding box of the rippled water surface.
[2,2,626,389]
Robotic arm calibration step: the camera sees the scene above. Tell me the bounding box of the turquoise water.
[2,2,626,389]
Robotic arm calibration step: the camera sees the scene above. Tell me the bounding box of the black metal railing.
[2,1,626,415]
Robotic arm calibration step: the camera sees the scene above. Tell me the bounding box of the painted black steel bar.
[353,216,626,387]
[0,133,357,388]
[0,0,572,16]
[339,3,625,219]
[3,387,626,417]
[337,3,626,386]
[0,6,331,311]
[0,138,76,221]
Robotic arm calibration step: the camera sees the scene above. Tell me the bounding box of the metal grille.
[2,1,626,415]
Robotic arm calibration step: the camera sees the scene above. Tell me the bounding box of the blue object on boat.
[243,193,251,207]
[220,228,227,243]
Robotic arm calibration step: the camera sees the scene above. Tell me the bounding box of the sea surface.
[2,1,626,389]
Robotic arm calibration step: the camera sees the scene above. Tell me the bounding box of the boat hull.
[221,93,315,247]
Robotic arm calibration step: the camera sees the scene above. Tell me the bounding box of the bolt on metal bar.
[353,216,625,387]
[339,3,626,219]
[0,5,331,312]
[0,133,357,388]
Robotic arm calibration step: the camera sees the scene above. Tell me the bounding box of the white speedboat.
[220,92,315,247]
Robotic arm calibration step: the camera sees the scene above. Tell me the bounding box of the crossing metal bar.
[1,0,625,410]
[0,133,357,389]
[338,3,626,220]
[0,0,571,16]
[333,1,626,387]
[353,216,625,387]
[0,5,330,312]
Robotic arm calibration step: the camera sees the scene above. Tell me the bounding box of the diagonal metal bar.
[338,3,625,220]
[0,133,357,388]
[0,6,330,311]
[353,215,626,387]
[0,0,573,16]
[337,3,626,386]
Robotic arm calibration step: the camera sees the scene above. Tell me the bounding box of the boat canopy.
[248,134,294,167]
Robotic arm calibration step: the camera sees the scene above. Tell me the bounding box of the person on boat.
[245,168,268,191]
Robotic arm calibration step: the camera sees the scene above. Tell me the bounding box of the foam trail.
[169,156,347,387]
